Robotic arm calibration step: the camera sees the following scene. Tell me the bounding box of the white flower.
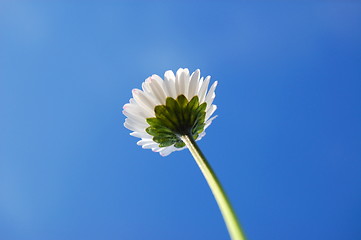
[123,68,217,156]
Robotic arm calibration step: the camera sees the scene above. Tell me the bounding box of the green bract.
[146,95,207,148]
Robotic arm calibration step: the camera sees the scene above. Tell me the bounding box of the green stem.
[180,134,247,240]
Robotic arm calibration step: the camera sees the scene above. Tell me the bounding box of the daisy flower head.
[123,68,217,156]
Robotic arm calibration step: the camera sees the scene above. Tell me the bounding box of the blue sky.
[1,1,361,240]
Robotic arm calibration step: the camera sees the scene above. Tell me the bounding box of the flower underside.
[146,95,207,148]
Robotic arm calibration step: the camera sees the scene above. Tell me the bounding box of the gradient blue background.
[1,1,361,240]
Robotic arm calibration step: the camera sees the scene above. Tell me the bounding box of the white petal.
[141,81,152,95]
[124,121,145,133]
[123,103,148,119]
[142,142,159,149]
[205,81,218,107]
[151,74,164,84]
[125,118,148,130]
[159,146,176,156]
[178,72,186,97]
[132,89,156,117]
[198,76,210,103]
[164,70,176,98]
[182,69,190,99]
[143,82,162,106]
[205,115,217,129]
[123,109,147,123]
[163,78,174,98]
[175,68,190,97]
[188,69,200,99]
[164,70,175,81]
[137,139,159,149]
[162,79,172,98]
[198,77,204,92]
[197,131,206,141]
[175,68,183,96]
[152,147,163,152]
[130,132,151,138]
[205,104,217,120]
[149,75,167,105]
[137,139,153,146]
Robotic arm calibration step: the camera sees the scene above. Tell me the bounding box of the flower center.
[146,95,207,148]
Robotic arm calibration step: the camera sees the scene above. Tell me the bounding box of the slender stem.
[181,134,247,240]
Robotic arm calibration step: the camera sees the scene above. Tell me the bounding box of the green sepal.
[146,127,174,137]
[187,96,199,115]
[177,95,188,109]
[174,141,186,148]
[159,142,175,148]
[146,95,208,149]
[165,97,183,126]
[154,105,177,129]
[153,136,177,145]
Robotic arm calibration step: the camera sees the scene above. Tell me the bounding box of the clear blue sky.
[1,1,361,240]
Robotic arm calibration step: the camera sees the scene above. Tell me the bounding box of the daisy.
[123,68,218,156]
[122,68,247,240]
